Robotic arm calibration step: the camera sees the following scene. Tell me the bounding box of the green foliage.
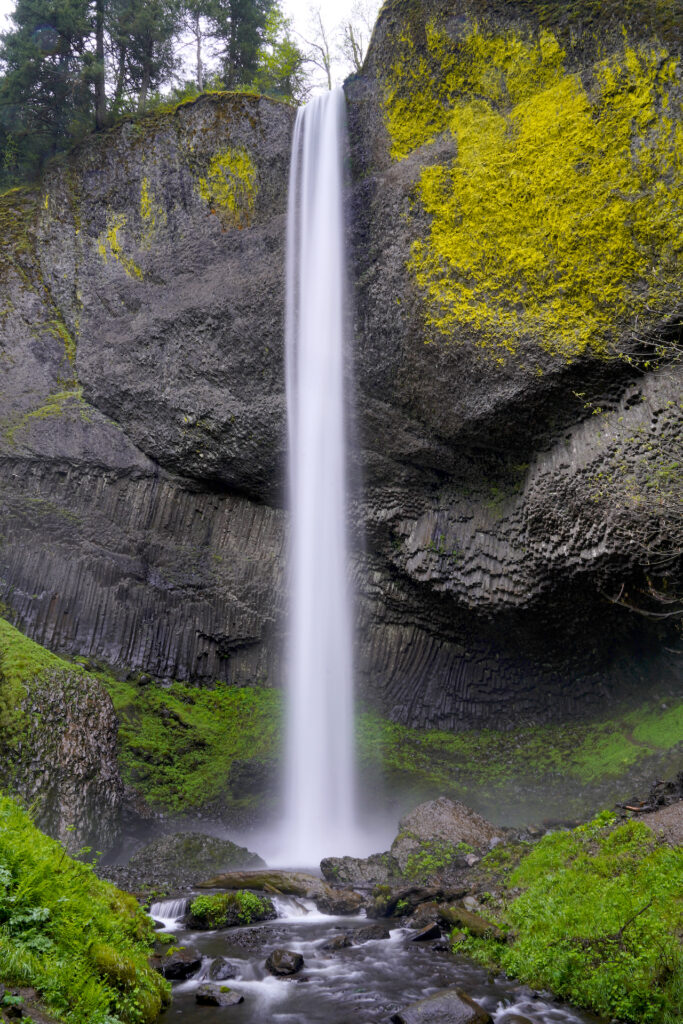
[189,890,269,926]
[102,675,281,814]
[384,20,682,363]
[251,3,307,102]
[404,838,473,881]
[458,817,683,1023]
[0,794,170,1024]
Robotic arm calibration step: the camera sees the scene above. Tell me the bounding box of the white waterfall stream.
[280,87,357,865]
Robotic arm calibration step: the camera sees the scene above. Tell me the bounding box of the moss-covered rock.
[186,890,276,929]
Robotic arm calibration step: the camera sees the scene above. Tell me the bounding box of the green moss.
[197,148,258,228]
[384,21,682,362]
[101,676,282,814]
[189,891,271,927]
[458,816,683,1023]
[0,618,75,738]
[357,693,683,796]
[0,794,170,1024]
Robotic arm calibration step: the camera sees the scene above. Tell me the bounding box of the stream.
[153,896,604,1024]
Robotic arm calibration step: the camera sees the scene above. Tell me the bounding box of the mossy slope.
[0,794,169,1024]
[460,814,683,1023]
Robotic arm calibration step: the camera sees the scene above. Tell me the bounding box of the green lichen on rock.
[383,19,682,362]
[188,890,274,928]
[197,148,258,228]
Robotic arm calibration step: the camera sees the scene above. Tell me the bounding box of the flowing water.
[281,87,358,865]
[157,898,604,1024]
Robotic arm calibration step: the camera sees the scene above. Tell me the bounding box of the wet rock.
[153,945,202,980]
[320,933,352,951]
[208,957,236,981]
[438,905,504,941]
[320,853,400,886]
[195,983,244,1007]
[314,888,364,915]
[410,922,441,941]
[353,923,391,943]
[498,1015,535,1024]
[367,884,467,919]
[391,799,503,873]
[390,987,492,1023]
[265,949,304,976]
[406,902,442,929]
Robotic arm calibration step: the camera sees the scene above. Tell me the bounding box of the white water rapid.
[280,87,357,865]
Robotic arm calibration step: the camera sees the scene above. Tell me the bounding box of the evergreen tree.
[107,0,180,111]
[209,0,274,89]
[0,0,95,179]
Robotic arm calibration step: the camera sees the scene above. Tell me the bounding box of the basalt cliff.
[0,0,680,782]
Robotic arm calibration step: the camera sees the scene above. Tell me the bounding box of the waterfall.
[281,88,356,865]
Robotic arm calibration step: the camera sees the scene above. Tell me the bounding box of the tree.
[299,5,332,90]
[209,0,273,89]
[107,0,180,111]
[338,0,378,75]
[179,0,216,91]
[252,3,308,103]
[0,0,95,179]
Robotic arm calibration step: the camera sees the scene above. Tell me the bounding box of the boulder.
[320,853,400,886]
[320,933,352,952]
[367,884,467,919]
[265,950,304,977]
[498,1016,535,1024]
[314,888,364,915]
[208,957,236,981]
[195,984,244,1007]
[153,945,202,980]
[353,923,391,943]
[390,988,492,1024]
[391,799,503,874]
[186,891,276,929]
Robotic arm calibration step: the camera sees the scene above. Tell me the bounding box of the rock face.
[0,669,122,850]
[0,0,681,769]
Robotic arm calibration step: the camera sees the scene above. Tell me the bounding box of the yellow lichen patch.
[97,212,143,279]
[139,176,166,246]
[197,148,257,228]
[384,22,683,362]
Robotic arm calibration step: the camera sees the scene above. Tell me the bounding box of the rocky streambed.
[150,894,603,1024]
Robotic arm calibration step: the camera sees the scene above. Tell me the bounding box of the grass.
[459,815,683,1023]
[0,794,170,1024]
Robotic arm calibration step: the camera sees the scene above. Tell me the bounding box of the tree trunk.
[94,0,106,129]
[195,13,204,91]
